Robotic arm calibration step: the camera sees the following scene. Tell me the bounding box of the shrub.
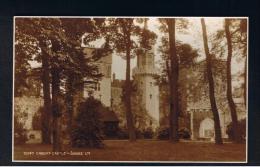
[157,127,191,140]
[71,97,104,148]
[157,127,170,140]
[226,118,246,142]
[135,129,144,139]
[178,127,191,139]
[117,128,129,139]
[14,115,27,145]
[32,107,42,130]
[116,128,144,139]
[142,128,154,139]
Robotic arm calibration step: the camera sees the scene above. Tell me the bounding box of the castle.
[83,47,160,129]
[14,45,246,142]
[85,46,246,140]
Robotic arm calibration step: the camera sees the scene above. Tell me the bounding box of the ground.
[14,140,246,162]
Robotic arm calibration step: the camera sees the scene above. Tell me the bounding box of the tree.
[210,19,247,143]
[157,41,199,133]
[15,18,59,144]
[224,19,242,143]
[157,18,190,142]
[71,96,104,148]
[15,18,106,150]
[14,24,37,97]
[14,105,28,145]
[165,18,179,142]
[200,18,223,144]
[231,19,247,107]
[108,18,156,141]
[59,18,107,143]
[41,45,52,144]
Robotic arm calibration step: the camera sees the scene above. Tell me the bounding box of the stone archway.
[189,109,213,140]
[199,117,214,139]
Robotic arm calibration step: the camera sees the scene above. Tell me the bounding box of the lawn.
[13,140,246,162]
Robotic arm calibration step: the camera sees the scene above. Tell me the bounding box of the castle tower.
[132,48,160,127]
[82,47,112,107]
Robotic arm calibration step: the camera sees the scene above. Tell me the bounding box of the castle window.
[94,82,100,91]
[150,94,152,99]
[150,82,152,86]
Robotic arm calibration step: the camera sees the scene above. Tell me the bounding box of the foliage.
[32,107,42,130]
[106,18,157,141]
[102,122,119,139]
[14,115,28,145]
[107,18,157,58]
[116,128,154,139]
[201,18,223,144]
[14,105,28,145]
[157,40,199,121]
[157,127,170,140]
[178,127,191,139]
[71,97,104,148]
[158,39,199,84]
[226,118,246,142]
[116,128,129,139]
[15,18,107,96]
[142,128,154,139]
[157,127,191,140]
[15,18,109,148]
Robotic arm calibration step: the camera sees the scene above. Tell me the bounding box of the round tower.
[132,48,160,128]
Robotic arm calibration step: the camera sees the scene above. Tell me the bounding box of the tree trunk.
[124,31,136,141]
[201,18,223,144]
[66,74,74,145]
[225,19,241,142]
[51,67,62,151]
[40,44,52,144]
[167,18,179,142]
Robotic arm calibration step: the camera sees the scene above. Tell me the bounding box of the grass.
[13,140,246,162]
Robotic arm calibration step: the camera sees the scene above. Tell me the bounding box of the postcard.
[12,16,247,163]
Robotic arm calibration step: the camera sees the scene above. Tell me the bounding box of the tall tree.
[224,19,241,142]
[211,18,247,142]
[108,18,137,141]
[201,18,223,144]
[15,18,59,144]
[108,18,156,141]
[15,18,105,150]
[59,18,106,143]
[157,18,190,142]
[232,19,247,107]
[40,42,52,144]
[166,18,179,142]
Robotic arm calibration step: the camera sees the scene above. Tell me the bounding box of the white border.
[12,16,249,163]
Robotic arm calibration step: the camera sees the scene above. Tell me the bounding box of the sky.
[109,17,246,83]
[28,17,246,84]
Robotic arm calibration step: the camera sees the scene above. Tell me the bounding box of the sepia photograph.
[13,17,247,162]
